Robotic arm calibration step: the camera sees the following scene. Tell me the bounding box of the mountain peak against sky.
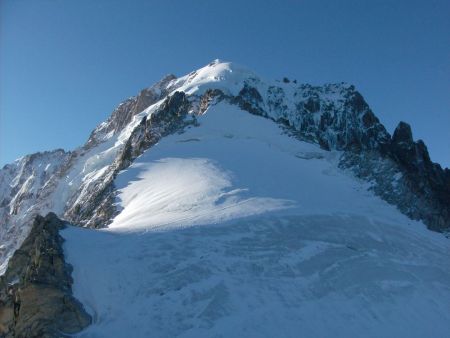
[2,1,450,335]
[1,60,448,238]
[0,59,450,337]
[3,0,450,171]
[170,59,352,97]
[170,59,263,96]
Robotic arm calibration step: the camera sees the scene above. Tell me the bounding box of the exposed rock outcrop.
[338,120,450,232]
[221,84,450,231]
[0,213,91,337]
[0,150,71,275]
[85,73,178,147]
[63,91,198,228]
[1,61,448,283]
[389,122,449,230]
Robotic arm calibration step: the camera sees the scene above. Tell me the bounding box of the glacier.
[1,60,449,337]
[63,103,450,337]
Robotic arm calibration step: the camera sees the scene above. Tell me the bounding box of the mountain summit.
[1,61,449,337]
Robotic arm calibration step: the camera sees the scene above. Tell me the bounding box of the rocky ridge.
[1,60,449,278]
[0,213,91,337]
[0,150,71,274]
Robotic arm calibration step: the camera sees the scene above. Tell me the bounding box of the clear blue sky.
[1,0,449,167]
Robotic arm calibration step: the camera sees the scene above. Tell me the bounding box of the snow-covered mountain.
[1,60,449,337]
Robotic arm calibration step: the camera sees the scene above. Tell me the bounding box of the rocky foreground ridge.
[1,60,449,277]
[0,213,90,337]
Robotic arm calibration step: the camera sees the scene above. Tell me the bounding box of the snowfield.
[62,103,450,337]
[64,215,450,338]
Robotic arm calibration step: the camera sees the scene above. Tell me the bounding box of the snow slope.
[62,102,450,337]
[4,59,446,280]
[109,102,398,230]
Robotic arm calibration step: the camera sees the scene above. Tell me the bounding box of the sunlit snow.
[62,102,450,337]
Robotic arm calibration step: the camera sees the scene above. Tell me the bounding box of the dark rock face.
[64,179,117,229]
[233,85,266,117]
[199,89,225,114]
[0,213,91,337]
[218,83,449,232]
[387,122,450,230]
[85,74,178,148]
[64,91,197,228]
[391,122,416,166]
[230,83,392,152]
[0,149,71,277]
[118,91,198,170]
[339,120,450,232]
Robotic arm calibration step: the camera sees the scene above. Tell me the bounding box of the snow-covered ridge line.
[1,60,449,275]
[156,61,448,232]
[170,61,449,232]
[65,100,450,337]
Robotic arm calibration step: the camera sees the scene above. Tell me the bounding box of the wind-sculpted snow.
[110,157,292,230]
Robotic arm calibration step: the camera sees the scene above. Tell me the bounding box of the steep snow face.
[54,59,366,231]
[109,102,388,231]
[109,102,298,230]
[1,59,448,279]
[50,60,448,232]
[63,103,450,337]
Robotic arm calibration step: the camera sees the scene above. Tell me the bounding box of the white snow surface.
[0,60,357,277]
[63,103,450,337]
[172,59,262,97]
